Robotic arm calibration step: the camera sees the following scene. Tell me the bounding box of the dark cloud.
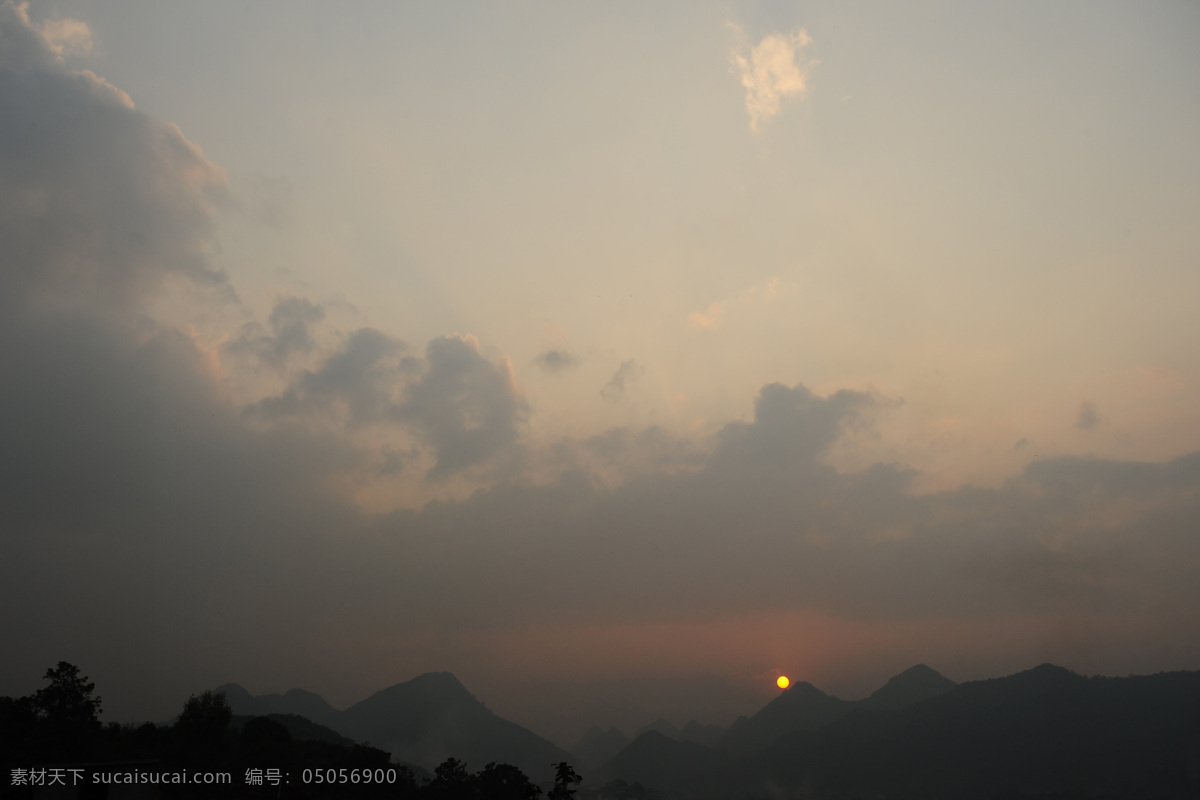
[0,3,361,711]
[250,331,527,478]
[1078,401,1101,431]
[248,327,411,425]
[0,3,228,314]
[532,348,579,373]
[226,295,326,366]
[397,335,529,479]
[712,382,877,469]
[601,359,643,401]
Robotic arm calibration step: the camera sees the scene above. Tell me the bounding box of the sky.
[2,0,1199,746]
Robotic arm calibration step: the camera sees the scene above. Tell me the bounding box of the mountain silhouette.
[570,724,630,769]
[856,662,957,712]
[633,717,683,741]
[756,663,1200,799]
[592,664,1200,798]
[215,683,341,729]
[679,719,724,748]
[717,680,852,755]
[339,671,571,782]
[601,731,744,800]
[214,672,571,785]
[230,712,356,747]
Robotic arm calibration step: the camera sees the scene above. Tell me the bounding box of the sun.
[776,675,790,689]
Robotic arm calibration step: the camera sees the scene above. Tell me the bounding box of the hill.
[571,725,630,769]
[857,662,957,712]
[756,663,1200,799]
[214,672,571,785]
[716,680,852,755]
[339,672,571,785]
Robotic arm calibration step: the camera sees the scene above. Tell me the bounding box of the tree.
[426,758,476,800]
[33,662,101,727]
[548,762,582,800]
[176,690,231,749]
[477,762,542,800]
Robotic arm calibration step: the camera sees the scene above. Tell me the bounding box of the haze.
[2,0,1198,747]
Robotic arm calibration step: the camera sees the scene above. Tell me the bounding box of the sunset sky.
[2,0,1199,745]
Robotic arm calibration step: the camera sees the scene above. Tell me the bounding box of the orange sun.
[776,675,790,689]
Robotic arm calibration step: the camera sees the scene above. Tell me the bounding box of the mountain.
[337,672,571,785]
[716,680,852,755]
[600,731,744,800]
[678,720,724,748]
[757,664,1200,799]
[214,672,571,785]
[593,665,1200,798]
[230,712,356,746]
[214,683,341,728]
[857,663,957,712]
[633,718,682,740]
[571,725,630,769]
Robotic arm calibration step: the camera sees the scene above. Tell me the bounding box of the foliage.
[176,689,232,749]
[32,661,101,727]
[477,761,543,800]
[426,757,476,799]
[548,761,582,800]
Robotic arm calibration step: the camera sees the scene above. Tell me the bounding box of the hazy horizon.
[3,0,1199,750]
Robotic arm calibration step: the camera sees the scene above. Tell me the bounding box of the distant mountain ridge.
[215,671,570,785]
[718,679,855,755]
[215,684,341,729]
[857,662,958,712]
[570,725,630,769]
[572,718,726,770]
[595,664,1200,799]
[717,663,956,755]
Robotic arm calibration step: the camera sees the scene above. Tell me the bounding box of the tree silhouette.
[477,761,543,800]
[548,762,582,800]
[176,689,231,751]
[33,661,101,727]
[427,757,476,800]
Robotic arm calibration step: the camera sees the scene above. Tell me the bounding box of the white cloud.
[36,15,92,57]
[11,2,93,58]
[728,23,816,132]
[687,277,794,330]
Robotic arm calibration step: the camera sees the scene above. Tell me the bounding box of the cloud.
[687,278,793,330]
[397,335,529,479]
[687,303,726,330]
[1078,401,1101,431]
[601,359,643,401]
[251,331,527,478]
[249,327,411,426]
[713,382,878,468]
[0,2,228,314]
[34,16,92,57]
[226,296,326,367]
[7,2,91,60]
[728,23,816,131]
[533,349,579,373]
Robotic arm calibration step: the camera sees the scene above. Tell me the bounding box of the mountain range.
[217,671,570,785]
[215,664,1200,799]
[597,664,1200,799]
